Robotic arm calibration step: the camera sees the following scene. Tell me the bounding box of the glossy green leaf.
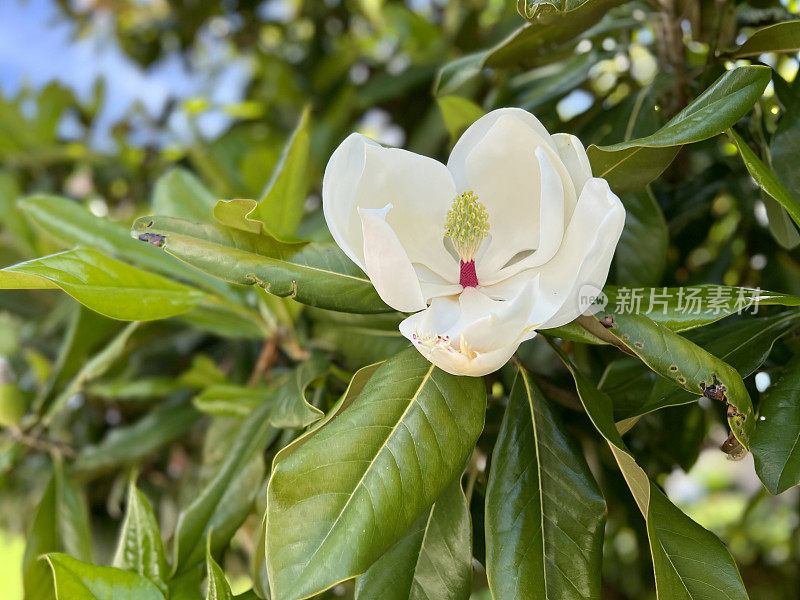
[311,310,409,369]
[592,310,755,448]
[213,198,262,234]
[485,368,605,600]
[152,167,217,221]
[45,553,166,600]
[114,482,168,594]
[0,248,207,321]
[728,128,800,230]
[132,216,391,314]
[205,537,234,600]
[23,460,92,600]
[247,106,311,241]
[356,479,472,600]
[74,398,201,475]
[608,311,800,420]
[268,354,327,428]
[771,75,800,202]
[437,96,485,143]
[727,21,800,58]
[587,66,771,194]
[613,188,667,286]
[751,355,800,494]
[18,194,230,297]
[485,0,627,68]
[266,348,486,600]
[550,342,750,600]
[173,398,279,573]
[433,52,484,97]
[602,285,800,331]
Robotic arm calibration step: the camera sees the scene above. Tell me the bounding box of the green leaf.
[311,310,409,369]
[613,188,668,286]
[0,248,207,321]
[213,198,263,234]
[587,66,772,194]
[728,128,800,230]
[356,479,472,600]
[23,460,92,600]
[771,75,800,202]
[18,194,230,297]
[591,310,755,449]
[173,398,279,573]
[45,553,166,600]
[194,384,271,417]
[266,348,486,600]
[152,168,217,221]
[267,354,327,428]
[132,216,391,314]
[74,399,201,475]
[437,96,485,143]
[608,311,800,420]
[485,0,627,68]
[550,342,750,600]
[205,536,234,600]
[485,368,605,600]
[0,171,35,256]
[726,21,800,58]
[751,355,800,494]
[114,481,168,594]
[602,285,800,331]
[246,106,311,241]
[433,52,485,97]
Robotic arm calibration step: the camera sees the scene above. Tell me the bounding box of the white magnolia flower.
[322,108,625,376]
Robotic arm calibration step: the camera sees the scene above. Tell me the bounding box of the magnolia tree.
[1,1,800,599]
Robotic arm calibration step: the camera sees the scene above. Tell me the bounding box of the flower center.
[444,191,489,287]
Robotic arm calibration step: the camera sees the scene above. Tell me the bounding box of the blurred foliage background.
[1,0,800,598]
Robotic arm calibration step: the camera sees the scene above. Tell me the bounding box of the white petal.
[447,108,556,190]
[399,282,537,376]
[552,133,593,206]
[359,206,427,312]
[322,133,458,283]
[477,147,565,283]
[533,178,626,329]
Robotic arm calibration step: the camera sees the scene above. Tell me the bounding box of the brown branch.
[247,335,280,387]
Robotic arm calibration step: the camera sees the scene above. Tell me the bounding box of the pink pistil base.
[459,260,479,287]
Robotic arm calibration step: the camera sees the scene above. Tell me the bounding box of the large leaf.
[0,248,206,321]
[728,128,800,230]
[613,188,668,286]
[18,194,230,297]
[247,106,311,241]
[607,311,800,420]
[23,460,92,600]
[751,355,800,494]
[132,216,391,314]
[113,481,169,594]
[45,553,166,600]
[265,348,486,600]
[152,168,217,221]
[726,21,800,58]
[550,342,750,600]
[601,285,800,331]
[771,75,800,202]
[485,368,605,600]
[591,311,755,448]
[310,310,409,369]
[485,0,627,68]
[172,398,279,573]
[587,66,771,194]
[356,479,473,600]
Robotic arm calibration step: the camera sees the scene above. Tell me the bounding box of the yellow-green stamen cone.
[444,191,490,262]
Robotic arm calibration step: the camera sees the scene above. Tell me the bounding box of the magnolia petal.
[462,114,545,275]
[552,133,593,203]
[399,283,536,376]
[478,147,566,283]
[359,206,427,312]
[532,178,625,329]
[447,108,556,191]
[322,133,458,282]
